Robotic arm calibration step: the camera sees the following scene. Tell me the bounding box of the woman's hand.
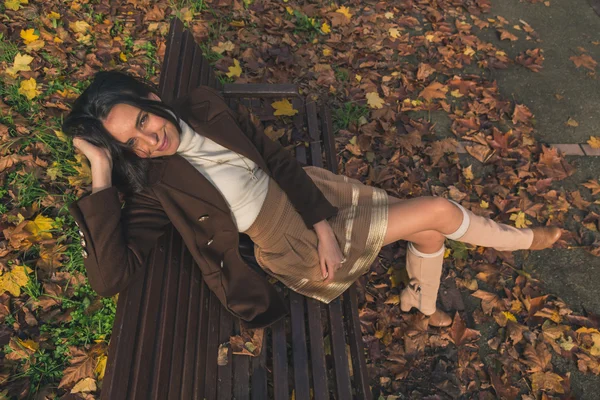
[314,220,345,283]
[73,137,113,170]
[72,137,113,193]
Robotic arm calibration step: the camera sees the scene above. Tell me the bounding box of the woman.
[64,71,561,329]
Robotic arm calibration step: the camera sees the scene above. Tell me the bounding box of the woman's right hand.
[73,137,113,193]
[73,137,113,170]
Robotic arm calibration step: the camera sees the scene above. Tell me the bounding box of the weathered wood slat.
[158,18,184,103]
[180,254,203,399]
[217,311,233,400]
[232,320,250,400]
[344,286,372,400]
[328,299,353,400]
[271,318,289,400]
[193,282,210,399]
[306,101,323,168]
[251,332,268,400]
[222,83,299,98]
[319,104,338,174]
[290,292,311,400]
[204,293,221,400]
[306,299,329,400]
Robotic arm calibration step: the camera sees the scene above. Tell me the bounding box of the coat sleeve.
[68,186,171,297]
[196,86,339,229]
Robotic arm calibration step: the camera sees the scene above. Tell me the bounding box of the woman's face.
[102,93,180,158]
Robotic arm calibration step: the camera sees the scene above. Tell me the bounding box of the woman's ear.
[148,92,161,101]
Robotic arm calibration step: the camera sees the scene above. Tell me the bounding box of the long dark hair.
[62,70,182,196]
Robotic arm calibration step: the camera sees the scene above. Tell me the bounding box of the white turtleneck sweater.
[175,117,269,232]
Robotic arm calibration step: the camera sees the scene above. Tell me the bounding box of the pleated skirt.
[242,165,389,304]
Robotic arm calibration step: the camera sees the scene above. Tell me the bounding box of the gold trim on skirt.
[242,166,389,304]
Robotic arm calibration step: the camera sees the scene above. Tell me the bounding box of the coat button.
[198,214,209,222]
[82,249,88,259]
[74,221,79,227]
[78,230,84,238]
[220,260,224,268]
[207,238,214,246]
[80,239,86,248]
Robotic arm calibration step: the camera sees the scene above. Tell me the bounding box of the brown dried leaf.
[570,54,597,71]
[450,312,480,346]
[58,347,96,389]
[530,371,564,394]
[472,290,506,314]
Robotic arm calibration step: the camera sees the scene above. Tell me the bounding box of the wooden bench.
[99,18,372,400]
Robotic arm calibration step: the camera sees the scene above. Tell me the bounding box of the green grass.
[332,102,369,133]
[0,33,19,63]
[0,79,41,117]
[5,170,49,208]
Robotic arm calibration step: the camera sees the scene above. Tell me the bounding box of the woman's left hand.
[314,220,345,283]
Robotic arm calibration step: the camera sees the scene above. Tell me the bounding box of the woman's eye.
[128,138,136,147]
[141,114,148,126]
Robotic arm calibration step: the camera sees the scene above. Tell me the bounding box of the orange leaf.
[418,81,448,102]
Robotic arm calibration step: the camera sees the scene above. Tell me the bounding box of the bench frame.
[100,18,371,400]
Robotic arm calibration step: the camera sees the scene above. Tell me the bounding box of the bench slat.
[232,319,250,400]
[328,299,353,400]
[166,239,194,398]
[177,31,198,98]
[204,293,222,399]
[290,292,310,400]
[271,318,289,400]
[251,332,268,400]
[159,18,184,103]
[193,282,211,398]
[319,104,338,174]
[180,255,203,399]
[344,286,372,400]
[306,299,329,400]
[222,83,299,98]
[306,101,323,168]
[217,311,234,399]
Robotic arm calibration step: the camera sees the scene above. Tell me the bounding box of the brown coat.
[68,86,339,328]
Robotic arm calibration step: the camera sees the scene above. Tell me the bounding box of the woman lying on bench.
[63,71,562,329]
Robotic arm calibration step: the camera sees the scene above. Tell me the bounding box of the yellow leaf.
[565,117,579,127]
[5,53,34,77]
[25,214,54,240]
[480,200,489,209]
[450,89,463,98]
[322,48,331,56]
[94,354,107,380]
[76,34,92,45]
[531,372,564,394]
[54,36,64,44]
[48,11,60,19]
[285,6,293,15]
[180,7,194,23]
[462,165,474,180]
[384,295,400,305]
[366,92,385,109]
[20,29,39,44]
[355,74,362,82]
[226,59,242,78]
[56,89,79,100]
[18,78,41,100]
[509,211,532,229]
[119,52,127,62]
[444,248,452,258]
[211,41,235,54]
[25,39,45,52]
[389,28,400,39]
[67,153,92,187]
[70,21,91,34]
[463,46,475,56]
[587,136,600,149]
[384,12,394,19]
[19,338,38,352]
[70,377,97,394]
[271,99,298,116]
[321,22,331,34]
[502,311,517,322]
[0,265,33,297]
[4,0,20,11]
[336,6,352,19]
[53,129,67,142]
[229,20,246,27]
[47,163,62,181]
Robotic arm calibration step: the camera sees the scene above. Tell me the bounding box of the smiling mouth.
[158,129,168,151]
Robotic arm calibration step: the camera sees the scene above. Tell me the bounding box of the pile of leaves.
[0,0,599,398]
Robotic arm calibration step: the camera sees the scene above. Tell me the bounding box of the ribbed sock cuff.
[407,242,445,258]
[444,199,470,240]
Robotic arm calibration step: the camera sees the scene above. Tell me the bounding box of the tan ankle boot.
[529,227,562,250]
[445,200,535,251]
[400,243,450,327]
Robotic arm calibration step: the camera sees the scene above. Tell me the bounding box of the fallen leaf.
[20,29,39,44]
[450,312,480,346]
[530,371,564,394]
[226,59,242,78]
[18,78,41,100]
[570,54,597,71]
[472,290,505,314]
[565,117,579,127]
[271,99,298,116]
[58,347,96,389]
[587,136,600,149]
[5,53,34,77]
[418,81,448,102]
[70,377,97,394]
[582,180,600,196]
[0,265,33,297]
[366,92,385,109]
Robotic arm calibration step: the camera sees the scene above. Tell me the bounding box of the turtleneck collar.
[175,113,204,154]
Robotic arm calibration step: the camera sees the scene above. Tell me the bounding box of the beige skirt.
[242,166,389,304]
